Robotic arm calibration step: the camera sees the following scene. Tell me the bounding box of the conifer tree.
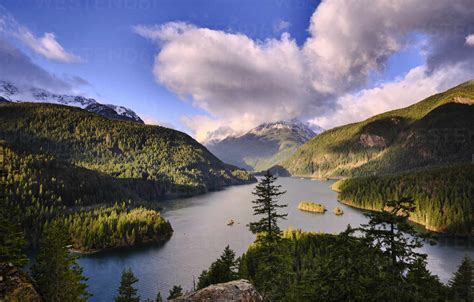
[248,171,287,247]
[247,171,289,300]
[32,222,90,302]
[449,256,473,301]
[167,285,183,300]
[357,197,432,298]
[155,291,162,302]
[359,197,428,274]
[197,245,239,289]
[115,268,140,302]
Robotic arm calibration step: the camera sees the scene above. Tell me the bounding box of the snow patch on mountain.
[0,80,144,123]
[246,118,322,140]
[206,118,324,146]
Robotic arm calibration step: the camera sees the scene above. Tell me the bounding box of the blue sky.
[1,0,321,129]
[1,1,473,139]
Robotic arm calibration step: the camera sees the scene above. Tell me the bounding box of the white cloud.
[0,8,81,63]
[142,115,176,129]
[274,20,290,33]
[181,115,223,142]
[16,29,81,63]
[466,34,474,46]
[136,0,474,140]
[310,64,474,129]
[136,22,312,138]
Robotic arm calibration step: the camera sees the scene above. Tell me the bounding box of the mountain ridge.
[282,80,474,178]
[0,80,144,123]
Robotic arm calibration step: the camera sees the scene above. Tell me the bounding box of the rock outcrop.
[0,262,41,302]
[359,133,387,148]
[171,279,262,302]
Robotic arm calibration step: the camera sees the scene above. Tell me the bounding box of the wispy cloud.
[0,7,81,63]
[16,29,81,63]
[273,20,290,33]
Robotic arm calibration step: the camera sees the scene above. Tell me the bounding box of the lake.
[78,177,474,301]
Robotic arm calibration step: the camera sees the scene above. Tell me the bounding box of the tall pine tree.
[449,256,473,302]
[32,222,90,302]
[115,268,140,302]
[247,171,289,300]
[357,197,432,299]
[248,171,287,247]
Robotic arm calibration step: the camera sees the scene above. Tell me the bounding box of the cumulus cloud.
[135,22,313,133]
[466,34,474,46]
[0,7,81,63]
[136,0,474,141]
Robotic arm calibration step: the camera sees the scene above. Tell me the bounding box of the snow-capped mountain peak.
[246,118,323,141]
[0,81,144,123]
[204,118,324,146]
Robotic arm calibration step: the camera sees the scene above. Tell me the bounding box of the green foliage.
[0,103,254,196]
[248,171,287,246]
[356,197,430,282]
[449,256,474,301]
[167,285,183,300]
[0,199,28,266]
[283,80,474,178]
[239,181,447,301]
[337,164,474,235]
[298,201,326,213]
[246,172,290,300]
[155,292,163,302]
[58,204,173,252]
[240,228,446,301]
[197,245,239,289]
[32,221,90,302]
[115,268,140,302]
[0,102,253,249]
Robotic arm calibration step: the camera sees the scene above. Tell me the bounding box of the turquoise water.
[78,178,474,301]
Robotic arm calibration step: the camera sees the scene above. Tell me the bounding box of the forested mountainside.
[0,103,254,195]
[206,119,323,172]
[282,80,474,178]
[334,164,474,236]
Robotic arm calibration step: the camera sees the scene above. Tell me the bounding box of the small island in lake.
[298,202,326,213]
[333,207,344,216]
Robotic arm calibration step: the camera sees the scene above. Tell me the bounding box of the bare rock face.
[171,279,262,302]
[359,133,387,148]
[453,96,474,105]
[0,262,41,302]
